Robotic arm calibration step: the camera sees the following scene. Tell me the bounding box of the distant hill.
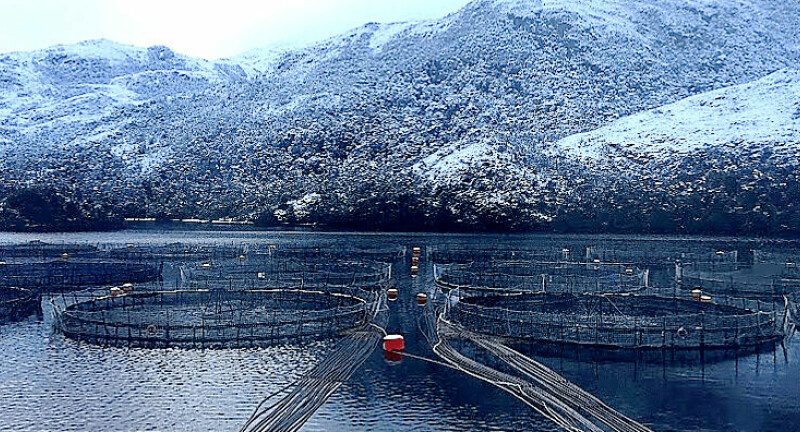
[1,0,799,233]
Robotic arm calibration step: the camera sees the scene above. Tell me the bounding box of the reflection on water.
[0,228,798,431]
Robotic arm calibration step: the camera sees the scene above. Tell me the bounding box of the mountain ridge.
[1,0,799,234]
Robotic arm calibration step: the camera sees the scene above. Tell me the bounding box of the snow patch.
[554,69,800,159]
[368,22,415,50]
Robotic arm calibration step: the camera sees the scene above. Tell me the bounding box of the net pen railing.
[678,261,800,300]
[52,287,379,348]
[181,261,393,291]
[0,241,99,259]
[428,248,572,264]
[0,260,163,290]
[252,246,406,262]
[444,292,785,350]
[0,287,39,322]
[434,262,649,294]
[586,246,739,266]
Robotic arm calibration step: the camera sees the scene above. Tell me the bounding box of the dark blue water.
[0,229,798,431]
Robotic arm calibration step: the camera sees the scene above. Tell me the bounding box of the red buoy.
[416,293,428,305]
[383,334,405,352]
[384,350,403,362]
[387,288,398,301]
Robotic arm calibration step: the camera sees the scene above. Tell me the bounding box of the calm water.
[0,228,798,431]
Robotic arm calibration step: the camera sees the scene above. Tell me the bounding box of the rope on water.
[240,294,387,432]
[240,330,381,432]
[427,300,651,432]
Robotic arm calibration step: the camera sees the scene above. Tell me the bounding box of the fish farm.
[678,257,800,300]
[1,234,799,432]
[0,259,162,290]
[434,261,649,293]
[181,259,393,291]
[444,292,785,349]
[0,286,38,323]
[0,240,98,258]
[53,287,380,348]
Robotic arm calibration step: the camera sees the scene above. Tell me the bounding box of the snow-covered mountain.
[554,69,800,161]
[1,0,799,233]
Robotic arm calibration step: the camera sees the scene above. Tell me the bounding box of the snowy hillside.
[1,0,799,233]
[554,69,800,160]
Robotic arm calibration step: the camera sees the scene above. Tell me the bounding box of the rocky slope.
[1,0,799,233]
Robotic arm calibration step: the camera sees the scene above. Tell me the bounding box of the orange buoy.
[416,293,428,305]
[387,288,398,301]
[383,334,405,352]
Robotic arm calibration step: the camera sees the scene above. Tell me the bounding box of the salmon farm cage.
[0,260,163,291]
[443,291,787,350]
[52,287,381,348]
[434,261,649,294]
[252,245,406,262]
[678,261,800,301]
[180,260,393,291]
[428,248,573,264]
[584,245,740,267]
[107,243,404,264]
[0,287,38,323]
[753,250,800,278]
[106,242,251,262]
[428,244,740,267]
[0,241,98,259]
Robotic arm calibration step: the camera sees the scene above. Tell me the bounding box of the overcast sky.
[0,0,471,59]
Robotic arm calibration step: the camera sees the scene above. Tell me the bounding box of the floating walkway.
[240,296,387,432]
[433,319,652,432]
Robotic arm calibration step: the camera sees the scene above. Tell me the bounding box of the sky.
[0,0,471,59]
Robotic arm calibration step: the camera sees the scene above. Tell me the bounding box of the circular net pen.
[444,292,785,350]
[106,242,251,263]
[0,241,98,259]
[251,245,406,263]
[753,250,800,278]
[53,287,379,348]
[678,261,800,301]
[435,261,649,294]
[0,260,163,291]
[181,260,392,291]
[429,248,572,264]
[584,245,739,267]
[0,287,39,323]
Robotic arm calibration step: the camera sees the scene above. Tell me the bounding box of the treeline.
[0,188,123,232]
[3,176,798,237]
